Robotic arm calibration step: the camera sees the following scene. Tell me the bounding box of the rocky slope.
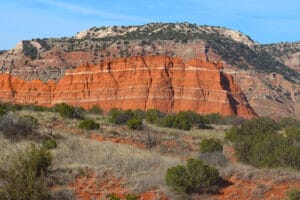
[0,23,299,118]
[0,56,255,118]
[262,42,300,72]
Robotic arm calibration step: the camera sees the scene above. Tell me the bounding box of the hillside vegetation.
[0,102,299,199]
[19,22,300,83]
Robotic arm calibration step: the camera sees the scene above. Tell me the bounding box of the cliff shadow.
[220,72,238,115]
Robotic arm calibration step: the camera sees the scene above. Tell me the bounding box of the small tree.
[200,139,223,153]
[108,108,133,124]
[145,109,163,124]
[127,118,143,130]
[78,120,100,130]
[173,115,191,131]
[53,103,84,119]
[0,145,52,200]
[166,159,219,194]
[286,188,300,200]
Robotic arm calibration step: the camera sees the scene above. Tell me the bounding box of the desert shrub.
[176,111,207,128]
[88,105,103,114]
[22,40,38,60]
[53,103,84,119]
[0,145,52,200]
[0,103,23,115]
[166,158,219,194]
[286,188,300,200]
[204,113,225,124]
[22,104,51,112]
[132,109,145,120]
[78,120,100,130]
[125,194,138,200]
[0,114,38,138]
[200,139,223,153]
[110,194,120,200]
[127,117,143,130]
[279,118,300,129]
[173,114,192,131]
[225,117,300,170]
[108,108,133,124]
[42,139,58,150]
[145,109,164,124]
[160,115,176,128]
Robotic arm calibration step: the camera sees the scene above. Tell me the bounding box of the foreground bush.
[286,188,300,200]
[145,109,164,124]
[225,117,300,170]
[42,139,58,150]
[200,139,223,153]
[173,114,192,130]
[0,145,52,200]
[0,114,38,138]
[127,117,143,130]
[78,120,100,130]
[53,103,84,119]
[108,108,134,124]
[166,159,219,194]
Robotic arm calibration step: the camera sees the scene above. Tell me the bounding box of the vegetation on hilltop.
[17,22,300,83]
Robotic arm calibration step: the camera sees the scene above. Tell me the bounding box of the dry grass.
[51,134,183,193]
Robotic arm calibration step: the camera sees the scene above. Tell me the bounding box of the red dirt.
[68,171,128,200]
[216,176,300,200]
[63,171,168,200]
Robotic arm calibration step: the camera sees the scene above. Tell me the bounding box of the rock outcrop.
[0,56,256,118]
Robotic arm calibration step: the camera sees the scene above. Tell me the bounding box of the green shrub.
[204,113,225,124]
[110,194,120,200]
[22,104,50,112]
[78,120,100,130]
[53,103,84,119]
[145,109,164,124]
[132,109,145,120]
[125,194,138,200]
[127,117,143,130]
[0,103,23,115]
[286,188,300,200]
[225,117,300,170]
[166,165,191,193]
[200,139,223,153]
[0,145,52,200]
[176,111,207,128]
[42,139,57,150]
[108,108,133,124]
[166,159,219,194]
[173,115,191,131]
[160,115,176,128]
[0,114,38,138]
[88,105,103,114]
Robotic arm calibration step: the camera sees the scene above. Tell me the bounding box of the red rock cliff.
[0,56,256,118]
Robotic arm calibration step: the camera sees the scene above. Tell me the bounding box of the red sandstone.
[0,56,256,118]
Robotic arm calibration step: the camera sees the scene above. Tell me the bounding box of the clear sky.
[1,0,299,49]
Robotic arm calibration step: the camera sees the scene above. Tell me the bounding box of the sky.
[0,0,299,49]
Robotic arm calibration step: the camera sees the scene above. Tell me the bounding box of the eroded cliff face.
[0,56,256,118]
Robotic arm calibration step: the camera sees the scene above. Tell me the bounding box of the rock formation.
[0,56,256,118]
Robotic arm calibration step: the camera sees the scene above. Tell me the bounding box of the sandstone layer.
[0,56,256,118]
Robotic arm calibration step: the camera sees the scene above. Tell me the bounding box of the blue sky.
[1,0,299,49]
